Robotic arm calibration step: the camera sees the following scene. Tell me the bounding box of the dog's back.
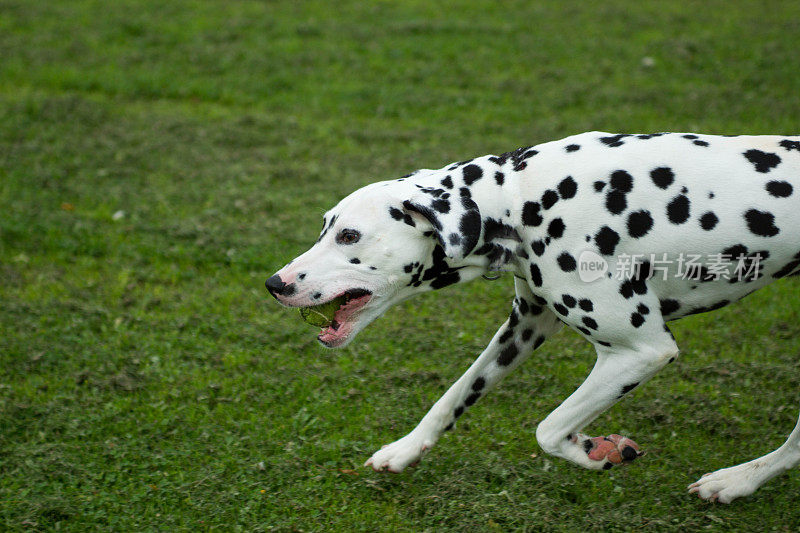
[504,132,800,319]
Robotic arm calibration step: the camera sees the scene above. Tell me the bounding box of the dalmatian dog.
[266,132,800,503]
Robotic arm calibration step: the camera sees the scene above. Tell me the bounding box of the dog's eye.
[336,229,361,245]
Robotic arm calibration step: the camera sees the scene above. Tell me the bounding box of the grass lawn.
[2,0,800,530]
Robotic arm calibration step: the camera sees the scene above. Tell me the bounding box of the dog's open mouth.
[299,289,372,347]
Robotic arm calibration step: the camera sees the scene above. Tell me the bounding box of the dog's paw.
[364,434,432,473]
[688,461,767,503]
[578,433,643,469]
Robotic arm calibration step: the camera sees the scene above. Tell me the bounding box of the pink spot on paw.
[585,434,642,465]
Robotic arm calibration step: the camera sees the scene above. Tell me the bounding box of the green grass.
[2,0,800,530]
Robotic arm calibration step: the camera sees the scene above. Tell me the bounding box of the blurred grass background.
[1,0,800,530]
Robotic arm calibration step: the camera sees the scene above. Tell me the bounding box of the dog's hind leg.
[688,407,800,503]
[365,278,563,473]
[534,306,679,471]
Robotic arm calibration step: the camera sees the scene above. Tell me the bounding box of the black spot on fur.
[595,226,620,255]
[744,149,781,173]
[579,299,593,312]
[562,294,576,308]
[650,167,674,189]
[422,246,463,289]
[619,279,648,299]
[432,198,450,213]
[548,218,566,239]
[594,181,606,192]
[660,299,680,316]
[610,170,633,193]
[493,146,538,171]
[522,202,543,227]
[667,195,691,224]
[458,196,482,254]
[418,186,447,198]
[497,343,519,366]
[483,218,522,243]
[630,312,645,328]
[465,392,481,406]
[530,263,543,287]
[779,139,800,152]
[532,240,545,256]
[494,172,504,185]
[627,210,653,238]
[542,190,559,210]
[582,316,598,330]
[700,212,719,230]
[605,190,627,215]
[600,134,629,147]
[440,175,453,189]
[566,144,580,152]
[316,222,330,242]
[558,176,578,199]
[389,207,404,221]
[766,181,793,198]
[390,207,415,227]
[454,406,464,418]
[773,251,800,278]
[633,260,653,281]
[553,303,569,316]
[744,209,780,237]
[462,164,483,185]
[693,140,709,147]
[521,329,533,342]
[349,258,360,264]
[533,336,545,349]
[722,244,748,258]
[637,303,650,315]
[557,252,577,272]
[620,382,639,396]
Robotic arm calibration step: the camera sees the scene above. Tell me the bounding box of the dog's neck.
[407,159,532,278]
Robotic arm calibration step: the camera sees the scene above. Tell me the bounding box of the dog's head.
[266,175,487,347]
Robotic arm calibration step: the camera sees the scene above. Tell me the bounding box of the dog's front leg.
[535,335,679,470]
[365,279,562,473]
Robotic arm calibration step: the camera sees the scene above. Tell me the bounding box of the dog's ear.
[402,194,481,260]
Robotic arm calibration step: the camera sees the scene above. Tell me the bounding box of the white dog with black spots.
[266,131,800,503]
